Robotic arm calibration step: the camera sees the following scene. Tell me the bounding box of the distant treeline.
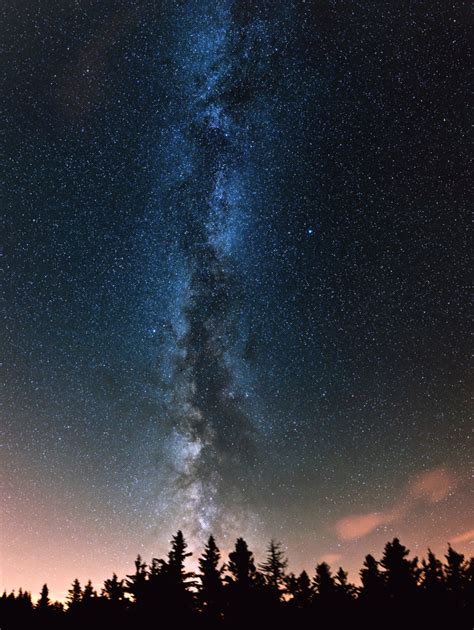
[2,533,473,629]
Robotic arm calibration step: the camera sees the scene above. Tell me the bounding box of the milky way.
[133,1,299,545]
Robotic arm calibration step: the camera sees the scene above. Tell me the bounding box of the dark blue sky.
[2,0,471,600]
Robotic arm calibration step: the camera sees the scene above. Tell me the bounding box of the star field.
[1,0,471,601]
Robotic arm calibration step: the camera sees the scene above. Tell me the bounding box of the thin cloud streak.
[335,467,457,541]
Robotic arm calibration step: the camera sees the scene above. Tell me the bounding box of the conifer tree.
[445,544,467,594]
[286,570,313,607]
[335,567,356,599]
[360,554,385,600]
[379,538,418,600]
[227,537,259,589]
[82,580,95,603]
[102,573,125,604]
[66,579,82,611]
[166,530,193,587]
[421,549,445,594]
[36,584,50,611]
[313,562,336,599]
[125,555,148,605]
[198,535,223,613]
[258,540,288,597]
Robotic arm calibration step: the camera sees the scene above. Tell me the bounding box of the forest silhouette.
[2,533,472,629]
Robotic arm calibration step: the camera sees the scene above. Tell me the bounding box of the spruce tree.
[313,562,336,599]
[445,544,467,594]
[227,537,258,589]
[198,535,223,614]
[258,540,288,597]
[102,573,125,604]
[125,555,148,605]
[166,530,193,587]
[66,579,82,612]
[286,570,313,607]
[379,538,418,600]
[36,584,50,611]
[360,554,385,600]
[421,549,445,594]
[335,567,356,599]
[158,530,195,618]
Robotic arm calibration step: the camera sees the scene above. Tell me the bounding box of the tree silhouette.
[36,584,50,611]
[444,543,470,629]
[198,535,224,619]
[258,540,288,598]
[102,573,125,604]
[421,549,445,594]
[165,530,194,586]
[286,570,313,607]
[313,562,336,599]
[158,530,195,622]
[227,537,259,589]
[66,579,82,611]
[335,566,356,599]
[445,544,467,594]
[125,555,147,606]
[360,553,385,601]
[226,537,263,625]
[82,580,95,603]
[0,536,472,630]
[379,538,419,600]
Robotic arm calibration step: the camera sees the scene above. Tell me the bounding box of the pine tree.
[166,530,193,587]
[466,557,474,616]
[313,562,336,599]
[379,538,418,600]
[258,540,288,597]
[36,584,50,610]
[360,554,385,600]
[335,567,356,599]
[286,570,313,607]
[102,573,125,604]
[421,549,445,594]
[125,555,148,605]
[227,537,258,589]
[66,579,82,611]
[157,530,195,618]
[82,580,95,605]
[445,544,467,595]
[198,535,223,614]
[16,589,32,614]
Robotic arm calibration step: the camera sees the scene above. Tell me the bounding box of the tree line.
[1,533,472,629]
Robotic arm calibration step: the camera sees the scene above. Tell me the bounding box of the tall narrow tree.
[36,584,50,611]
[313,562,336,599]
[198,535,223,615]
[360,554,385,601]
[125,555,148,605]
[445,544,467,595]
[66,579,82,612]
[258,540,288,598]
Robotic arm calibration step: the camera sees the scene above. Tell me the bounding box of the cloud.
[408,467,456,503]
[450,528,474,544]
[336,509,402,542]
[335,467,456,541]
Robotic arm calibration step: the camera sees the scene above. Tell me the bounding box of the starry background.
[1,0,471,601]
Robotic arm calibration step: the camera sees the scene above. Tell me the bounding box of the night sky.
[2,0,471,601]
